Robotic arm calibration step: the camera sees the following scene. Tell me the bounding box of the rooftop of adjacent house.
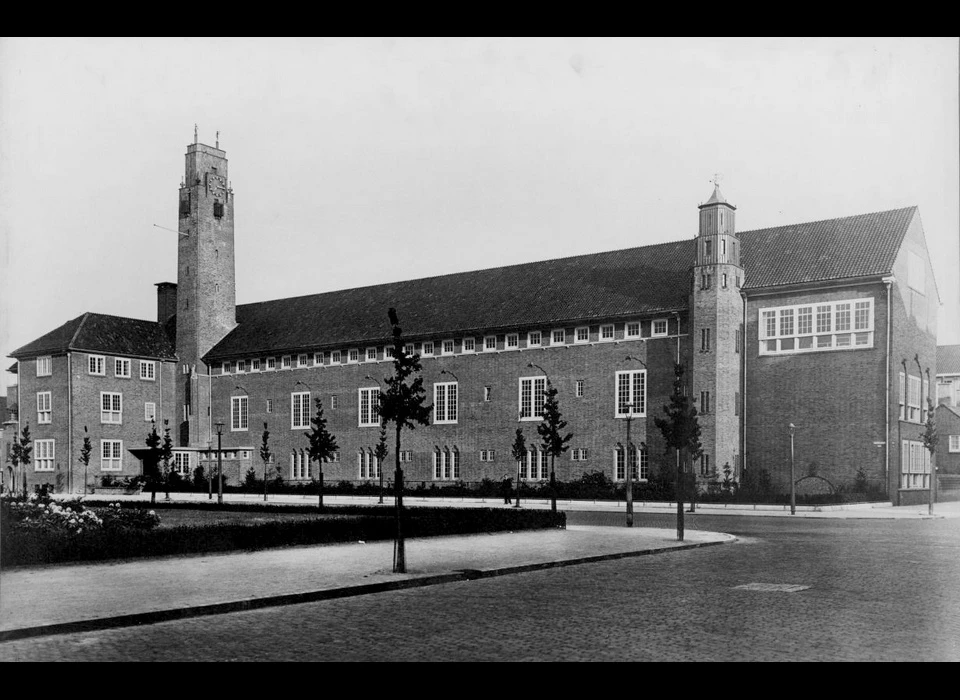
[938,345,960,376]
[206,206,918,359]
[9,313,177,361]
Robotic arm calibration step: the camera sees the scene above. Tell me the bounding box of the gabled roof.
[937,345,960,376]
[937,402,960,421]
[207,206,917,360]
[10,313,177,361]
[739,206,916,290]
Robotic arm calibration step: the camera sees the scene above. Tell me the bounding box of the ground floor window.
[173,451,191,475]
[358,450,380,479]
[520,448,549,480]
[614,444,647,481]
[433,448,460,480]
[900,440,930,490]
[291,450,309,480]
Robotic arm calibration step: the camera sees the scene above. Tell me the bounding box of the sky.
[1,37,958,392]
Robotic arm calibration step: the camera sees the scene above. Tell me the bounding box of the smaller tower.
[691,181,745,483]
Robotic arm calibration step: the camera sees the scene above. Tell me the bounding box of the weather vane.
[711,172,723,188]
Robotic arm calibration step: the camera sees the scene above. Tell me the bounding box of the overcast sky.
[1,37,957,390]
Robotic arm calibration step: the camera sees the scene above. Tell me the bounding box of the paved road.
[1,512,957,661]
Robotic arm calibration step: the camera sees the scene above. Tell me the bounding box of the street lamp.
[624,356,647,527]
[439,368,459,381]
[206,439,213,500]
[789,423,797,515]
[365,375,385,504]
[215,421,224,505]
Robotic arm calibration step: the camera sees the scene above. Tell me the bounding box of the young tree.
[511,428,527,508]
[654,363,702,542]
[374,423,388,504]
[260,423,272,502]
[144,421,162,504]
[160,423,174,501]
[378,308,433,573]
[537,381,573,513]
[79,426,93,495]
[11,423,33,498]
[920,394,938,515]
[305,397,338,509]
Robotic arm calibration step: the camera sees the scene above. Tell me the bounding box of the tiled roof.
[937,345,960,376]
[739,207,916,290]
[207,206,916,360]
[10,313,177,361]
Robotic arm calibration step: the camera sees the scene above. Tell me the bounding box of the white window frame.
[615,370,646,418]
[434,382,459,424]
[518,375,548,421]
[173,451,191,476]
[358,387,380,427]
[297,353,309,368]
[484,386,492,402]
[552,329,566,345]
[575,380,584,398]
[600,324,615,341]
[113,357,131,378]
[144,401,156,422]
[291,391,310,430]
[528,331,542,347]
[36,355,52,377]
[101,391,122,424]
[441,340,455,356]
[907,375,922,423]
[625,322,641,339]
[462,337,476,353]
[266,399,273,414]
[232,395,249,432]
[249,358,261,372]
[484,336,497,352]
[88,354,105,376]
[506,333,518,349]
[37,391,52,424]
[575,326,589,344]
[35,439,55,472]
[900,439,931,490]
[236,359,247,374]
[759,298,874,356]
[282,355,292,369]
[139,360,156,381]
[949,435,960,453]
[101,440,123,471]
[222,361,232,375]
[421,342,434,357]
[331,395,339,410]
[652,319,668,337]
[330,351,342,365]
[266,357,277,371]
[366,347,378,362]
[348,349,360,363]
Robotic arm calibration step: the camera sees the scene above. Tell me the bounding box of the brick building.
[5,138,943,504]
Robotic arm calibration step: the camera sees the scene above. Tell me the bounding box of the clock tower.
[175,133,237,446]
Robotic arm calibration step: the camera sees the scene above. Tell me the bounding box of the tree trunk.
[393,426,405,573]
[318,466,324,509]
[263,462,268,502]
[676,448,685,542]
[550,455,557,513]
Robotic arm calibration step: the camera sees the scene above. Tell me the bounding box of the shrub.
[93,502,161,532]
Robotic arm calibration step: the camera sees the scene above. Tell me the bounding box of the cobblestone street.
[1,514,957,661]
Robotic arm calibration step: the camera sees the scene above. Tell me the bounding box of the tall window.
[907,375,921,423]
[700,328,711,352]
[760,298,873,355]
[291,392,310,430]
[700,453,711,476]
[101,392,122,424]
[421,342,434,356]
[900,440,930,489]
[173,452,191,476]
[35,439,55,472]
[232,395,249,431]
[358,387,380,427]
[433,449,459,480]
[434,382,458,424]
[735,328,742,354]
[291,450,308,479]
[700,391,711,414]
[88,355,105,375]
[899,372,906,420]
[614,445,646,481]
[37,392,52,424]
[36,356,52,376]
[267,357,277,370]
[519,376,547,421]
[298,354,310,367]
[101,440,122,471]
[252,358,262,372]
[523,448,548,480]
[575,380,584,397]
[139,360,156,380]
[144,402,156,422]
[330,351,341,365]
[615,370,646,417]
[359,450,378,479]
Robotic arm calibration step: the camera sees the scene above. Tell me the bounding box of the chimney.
[155,282,178,324]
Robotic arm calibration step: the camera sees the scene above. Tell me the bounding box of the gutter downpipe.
[742,291,747,481]
[883,277,893,500]
[67,352,73,494]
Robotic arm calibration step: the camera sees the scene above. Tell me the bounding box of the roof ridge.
[739,206,917,237]
[67,312,90,350]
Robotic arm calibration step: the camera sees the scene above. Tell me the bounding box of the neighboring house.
[5,137,943,504]
[936,403,960,475]
[936,344,960,408]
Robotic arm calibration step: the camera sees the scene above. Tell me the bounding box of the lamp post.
[789,423,796,515]
[923,364,935,515]
[206,440,213,500]
[215,421,224,505]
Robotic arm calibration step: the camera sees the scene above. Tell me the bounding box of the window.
[704,239,713,259]
[213,201,224,218]
[552,329,566,345]
[358,450,378,480]
[484,386,492,402]
[291,450,308,480]
[519,376,547,421]
[434,382,458,424]
[35,439,55,472]
[36,356,52,376]
[949,436,960,453]
[323,451,341,464]
[144,402,156,422]
[139,361,156,380]
[442,340,455,355]
[282,355,292,369]
[222,361,232,375]
[735,329,742,354]
[571,448,589,461]
[575,380,584,397]
[251,358,262,372]
[522,448,548,480]
[907,375,921,423]
[484,336,497,351]
[575,327,589,343]
[652,319,668,337]
[399,450,413,463]
[173,452,191,476]
[700,272,712,290]
[37,392,52,424]
[600,324,614,341]
[101,392,122,424]
[88,355,105,375]
[421,342,434,356]
[266,399,273,414]
[899,372,906,420]
[480,450,496,462]
[506,334,518,349]
[760,298,873,355]
[528,331,542,347]
[722,273,728,288]
[291,392,310,430]
[312,353,322,367]
[900,439,931,490]
[101,440,122,471]
[267,357,277,371]
[734,391,740,416]
[331,395,339,410]
[462,337,476,353]
[366,347,378,362]
[236,360,247,373]
[615,370,646,417]
[626,322,640,339]
[232,395,249,431]
[298,354,309,368]
[700,391,711,414]
[403,344,415,357]
[433,449,459,480]
[358,387,380,427]
[700,328,711,352]
[614,445,644,481]
[330,351,342,365]
[699,453,712,476]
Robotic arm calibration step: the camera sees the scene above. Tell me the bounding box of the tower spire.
[194,124,198,144]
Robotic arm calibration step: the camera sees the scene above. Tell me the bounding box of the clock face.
[207,172,224,195]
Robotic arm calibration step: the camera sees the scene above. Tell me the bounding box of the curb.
[0,536,735,643]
